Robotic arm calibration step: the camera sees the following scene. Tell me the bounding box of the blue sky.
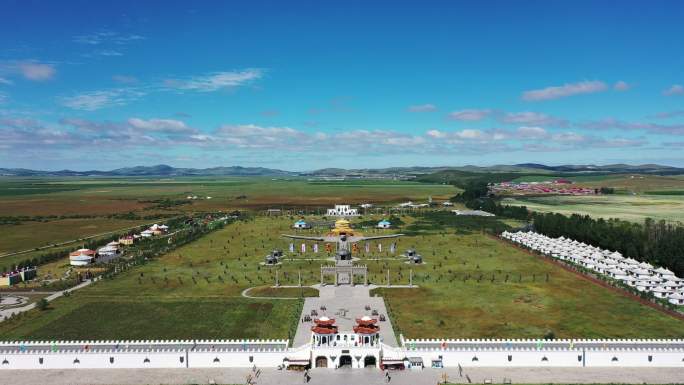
[1,0,683,171]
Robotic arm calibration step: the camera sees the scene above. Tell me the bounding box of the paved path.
[2,367,684,385]
[241,286,311,300]
[293,284,400,347]
[0,278,97,322]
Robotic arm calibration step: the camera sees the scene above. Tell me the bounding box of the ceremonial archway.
[339,355,353,368]
[315,356,328,368]
[364,355,377,367]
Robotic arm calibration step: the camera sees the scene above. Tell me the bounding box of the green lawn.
[0,296,300,340]
[1,213,681,341]
[247,286,319,298]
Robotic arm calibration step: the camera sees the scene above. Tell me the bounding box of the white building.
[326,204,359,217]
[376,219,391,229]
[500,230,683,303]
[293,220,311,229]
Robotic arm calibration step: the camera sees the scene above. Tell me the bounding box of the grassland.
[0,177,455,269]
[1,213,681,341]
[502,195,684,223]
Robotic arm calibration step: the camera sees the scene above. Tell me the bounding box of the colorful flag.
[289,243,295,252]
[378,243,382,252]
[301,243,306,253]
[365,243,370,253]
[390,242,396,253]
[313,243,319,253]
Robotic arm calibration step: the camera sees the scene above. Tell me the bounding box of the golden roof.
[328,218,361,236]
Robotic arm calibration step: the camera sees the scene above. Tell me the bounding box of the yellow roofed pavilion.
[328,218,361,237]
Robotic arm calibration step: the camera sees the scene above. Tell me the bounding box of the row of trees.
[533,213,684,277]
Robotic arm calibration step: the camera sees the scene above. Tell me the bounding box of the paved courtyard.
[293,284,400,347]
[3,367,684,385]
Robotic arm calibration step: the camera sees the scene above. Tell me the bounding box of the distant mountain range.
[0,165,296,177]
[1,163,683,177]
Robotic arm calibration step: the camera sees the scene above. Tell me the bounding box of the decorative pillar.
[275,270,279,287]
[334,272,338,286]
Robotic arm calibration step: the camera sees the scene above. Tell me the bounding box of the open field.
[0,218,154,255]
[502,195,684,223]
[0,177,455,270]
[1,213,681,341]
[0,177,456,216]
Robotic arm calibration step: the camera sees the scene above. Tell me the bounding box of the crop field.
[502,195,684,223]
[1,212,681,341]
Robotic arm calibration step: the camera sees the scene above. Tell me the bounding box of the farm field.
[502,195,684,223]
[1,212,681,341]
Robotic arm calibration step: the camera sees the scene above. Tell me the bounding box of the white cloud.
[498,111,568,127]
[60,88,145,111]
[16,61,56,81]
[128,118,196,134]
[517,126,548,139]
[551,132,586,143]
[448,109,491,121]
[579,118,684,135]
[0,92,7,104]
[95,50,124,57]
[663,84,684,96]
[164,69,263,92]
[426,129,446,138]
[522,81,607,101]
[613,81,630,91]
[0,77,12,85]
[73,31,145,45]
[455,129,484,139]
[407,104,437,112]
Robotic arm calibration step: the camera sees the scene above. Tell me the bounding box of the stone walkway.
[293,284,400,347]
[3,367,684,385]
[0,278,97,322]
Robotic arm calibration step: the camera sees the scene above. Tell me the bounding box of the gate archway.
[339,355,353,368]
[315,356,328,368]
[364,355,377,367]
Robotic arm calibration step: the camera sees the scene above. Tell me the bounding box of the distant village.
[489,179,598,196]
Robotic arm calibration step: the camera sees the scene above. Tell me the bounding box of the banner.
[301,243,306,253]
[289,243,295,253]
[365,242,370,253]
[313,243,319,253]
[390,242,396,253]
[378,243,382,252]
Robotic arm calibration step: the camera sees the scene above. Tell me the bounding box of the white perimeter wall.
[2,341,684,369]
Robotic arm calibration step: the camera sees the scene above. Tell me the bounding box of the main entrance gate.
[339,355,353,367]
